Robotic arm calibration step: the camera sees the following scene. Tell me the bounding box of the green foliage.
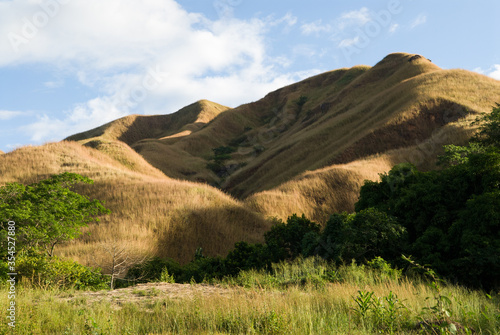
[264,214,320,262]
[159,268,175,283]
[351,289,408,333]
[318,208,406,264]
[0,173,110,257]
[438,143,485,167]
[224,242,270,276]
[126,257,182,283]
[212,146,236,157]
[295,95,308,110]
[449,191,500,289]
[0,173,110,290]
[367,256,402,281]
[14,252,108,290]
[403,256,469,335]
[356,154,500,288]
[472,103,500,147]
[354,105,500,289]
[206,146,237,177]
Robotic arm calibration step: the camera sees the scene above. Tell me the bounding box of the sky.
[0,0,499,153]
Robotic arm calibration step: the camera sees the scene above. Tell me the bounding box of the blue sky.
[1,0,499,153]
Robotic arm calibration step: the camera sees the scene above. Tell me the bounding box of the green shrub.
[224,242,270,276]
[126,257,182,283]
[13,252,107,290]
[265,214,321,262]
[318,209,406,265]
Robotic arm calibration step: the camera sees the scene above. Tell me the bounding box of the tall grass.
[0,142,271,269]
[1,258,498,334]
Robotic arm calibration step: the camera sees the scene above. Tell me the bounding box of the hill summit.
[2,52,500,264]
[68,52,500,201]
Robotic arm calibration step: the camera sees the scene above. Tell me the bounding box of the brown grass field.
[1,52,500,268]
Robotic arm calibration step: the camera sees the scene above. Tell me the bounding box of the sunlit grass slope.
[0,142,269,265]
[222,54,500,198]
[5,52,500,268]
[66,99,230,181]
[61,53,500,226]
[71,53,500,204]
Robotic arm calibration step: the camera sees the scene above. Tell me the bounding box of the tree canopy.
[0,173,110,257]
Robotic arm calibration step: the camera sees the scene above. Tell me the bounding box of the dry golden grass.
[64,53,500,201]
[246,113,482,224]
[245,156,394,224]
[0,141,270,267]
[3,52,500,269]
[6,265,498,334]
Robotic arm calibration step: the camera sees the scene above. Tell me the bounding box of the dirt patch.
[63,282,237,309]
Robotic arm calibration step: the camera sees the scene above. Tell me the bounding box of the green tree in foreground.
[0,172,110,257]
[0,173,110,289]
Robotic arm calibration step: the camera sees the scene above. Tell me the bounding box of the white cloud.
[472,65,500,80]
[473,67,485,75]
[389,23,399,34]
[338,7,371,29]
[22,97,127,142]
[489,65,500,80]
[44,79,64,89]
[339,37,360,48]
[270,12,297,27]
[0,0,311,143]
[0,110,24,120]
[410,14,427,29]
[301,20,332,36]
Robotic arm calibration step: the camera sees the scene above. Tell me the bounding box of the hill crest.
[4,52,500,264]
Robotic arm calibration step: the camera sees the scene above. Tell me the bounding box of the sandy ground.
[62,282,238,308]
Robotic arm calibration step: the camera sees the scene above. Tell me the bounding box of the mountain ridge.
[2,52,500,264]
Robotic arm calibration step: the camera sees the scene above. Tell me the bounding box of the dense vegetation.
[0,173,110,289]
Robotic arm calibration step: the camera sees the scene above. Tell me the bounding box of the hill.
[67,52,500,222]
[2,52,500,265]
[66,99,230,182]
[0,142,269,264]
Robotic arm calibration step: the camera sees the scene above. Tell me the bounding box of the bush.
[126,257,182,283]
[318,209,406,265]
[224,242,270,276]
[12,252,108,290]
[264,214,321,262]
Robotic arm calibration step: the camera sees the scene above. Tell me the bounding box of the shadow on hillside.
[329,99,470,165]
[155,205,271,264]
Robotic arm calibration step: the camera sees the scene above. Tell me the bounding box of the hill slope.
[68,53,500,221]
[3,52,500,267]
[0,142,269,264]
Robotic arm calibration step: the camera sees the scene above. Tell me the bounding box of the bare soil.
[63,282,237,309]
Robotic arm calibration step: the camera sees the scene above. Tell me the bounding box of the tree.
[92,240,148,289]
[353,105,500,288]
[0,173,110,257]
[264,214,320,262]
[318,209,406,264]
[471,103,500,147]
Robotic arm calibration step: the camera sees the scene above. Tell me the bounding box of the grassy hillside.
[0,142,269,265]
[66,99,230,181]
[3,52,500,267]
[69,54,500,194]
[68,53,500,224]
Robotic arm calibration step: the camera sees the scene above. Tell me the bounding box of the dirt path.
[63,282,238,308]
